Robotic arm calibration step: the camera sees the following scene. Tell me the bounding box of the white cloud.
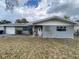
[0,0,79,22]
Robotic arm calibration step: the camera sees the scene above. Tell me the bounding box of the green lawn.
[0,36,78,59]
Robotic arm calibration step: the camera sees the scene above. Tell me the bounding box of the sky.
[0,0,79,22]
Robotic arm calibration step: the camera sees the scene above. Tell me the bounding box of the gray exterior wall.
[33,19,75,39]
[43,25,74,39]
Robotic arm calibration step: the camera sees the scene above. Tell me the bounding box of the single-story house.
[32,16,76,39]
[0,16,76,39]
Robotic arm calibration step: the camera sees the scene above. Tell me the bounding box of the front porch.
[33,25,43,37]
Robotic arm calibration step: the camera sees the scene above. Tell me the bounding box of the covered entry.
[33,25,43,37]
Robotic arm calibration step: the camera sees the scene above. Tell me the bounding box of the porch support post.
[42,25,44,38]
[4,26,6,34]
[32,25,35,37]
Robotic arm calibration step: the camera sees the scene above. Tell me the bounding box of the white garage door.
[6,27,15,34]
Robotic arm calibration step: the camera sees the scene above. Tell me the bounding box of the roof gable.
[33,16,76,25]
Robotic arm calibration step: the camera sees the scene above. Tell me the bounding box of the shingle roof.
[0,16,77,27]
[33,16,77,24]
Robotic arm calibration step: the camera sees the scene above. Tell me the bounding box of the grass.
[0,35,78,59]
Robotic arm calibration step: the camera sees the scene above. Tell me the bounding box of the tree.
[15,18,29,23]
[21,18,28,23]
[15,19,21,23]
[0,20,11,24]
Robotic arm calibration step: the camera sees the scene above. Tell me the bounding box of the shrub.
[16,30,22,34]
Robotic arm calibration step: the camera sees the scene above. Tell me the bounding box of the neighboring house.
[32,16,76,39]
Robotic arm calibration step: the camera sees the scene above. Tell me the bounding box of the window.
[23,27,30,30]
[57,26,66,31]
[23,27,27,30]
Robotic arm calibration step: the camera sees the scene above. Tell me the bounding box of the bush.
[16,30,22,34]
[29,29,33,35]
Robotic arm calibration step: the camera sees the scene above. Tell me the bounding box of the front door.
[37,27,42,37]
